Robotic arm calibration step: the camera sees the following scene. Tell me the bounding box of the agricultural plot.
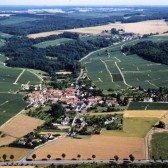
[82,36,168,90]
[0,93,27,126]
[128,102,168,110]
[0,114,44,138]
[0,16,41,25]
[34,38,74,48]
[17,70,41,85]
[31,135,145,160]
[151,133,168,160]
[0,32,13,38]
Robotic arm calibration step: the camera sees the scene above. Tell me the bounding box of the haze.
[0,0,168,6]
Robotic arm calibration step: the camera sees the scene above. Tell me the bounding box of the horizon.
[0,0,168,6]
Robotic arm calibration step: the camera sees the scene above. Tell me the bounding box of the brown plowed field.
[32,135,145,160]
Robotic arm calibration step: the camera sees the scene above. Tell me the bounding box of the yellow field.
[124,110,168,118]
[55,71,72,75]
[28,20,168,38]
[0,135,16,146]
[0,147,31,161]
[40,131,65,136]
[0,114,44,139]
[31,135,145,160]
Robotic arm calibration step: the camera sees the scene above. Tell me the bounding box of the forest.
[0,33,114,75]
[122,41,168,65]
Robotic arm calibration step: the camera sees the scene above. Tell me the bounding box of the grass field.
[128,102,168,110]
[0,114,44,139]
[0,147,31,161]
[151,133,168,160]
[0,93,27,126]
[81,36,168,90]
[28,20,168,38]
[0,16,41,26]
[34,38,74,48]
[31,135,145,160]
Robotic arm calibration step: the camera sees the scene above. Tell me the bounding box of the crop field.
[0,114,44,139]
[128,102,168,110]
[0,32,13,38]
[0,147,31,161]
[0,93,27,126]
[31,135,145,160]
[28,20,168,38]
[81,36,168,90]
[0,16,41,26]
[17,70,41,85]
[34,38,74,48]
[151,133,168,160]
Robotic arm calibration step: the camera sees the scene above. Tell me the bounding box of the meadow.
[151,133,168,160]
[34,38,74,48]
[81,36,168,90]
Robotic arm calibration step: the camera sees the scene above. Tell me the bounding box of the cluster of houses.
[27,87,120,111]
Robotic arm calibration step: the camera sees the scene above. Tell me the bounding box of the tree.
[157,121,166,129]
[32,154,36,160]
[77,154,81,160]
[2,154,7,161]
[114,155,119,162]
[10,155,14,162]
[47,154,51,160]
[92,154,96,160]
[129,154,135,162]
[61,153,66,160]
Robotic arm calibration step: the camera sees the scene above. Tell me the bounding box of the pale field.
[28,20,168,38]
[83,112,124,116]
[56,71,72,75]
[124,110,168,118]
[0,14,12,17]
[0,147,31,161]
[40,131,66,136]
[32,135,145,160]
[0,135,16,146]
[161,113,168,125]
[0,167,34,168]
[0,114,44,139]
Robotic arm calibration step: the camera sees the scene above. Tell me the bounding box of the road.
[0,159,167,166]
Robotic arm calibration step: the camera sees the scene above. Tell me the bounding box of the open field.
[151,133,168,160]
[28,20,168,38]
[34,38,74,48]
[0,147,31,161]
[31,135,145,160]
[81,36,168,90]
[0,93,27,126]
[128,102,168,110]
[0,16,41,26]
[124,110,168,118]
[0,114,44,139]
[0,135,16,146]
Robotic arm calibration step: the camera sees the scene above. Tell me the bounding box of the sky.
[0,0,168,6]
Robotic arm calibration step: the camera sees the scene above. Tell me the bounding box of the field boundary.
[13,69,25,84]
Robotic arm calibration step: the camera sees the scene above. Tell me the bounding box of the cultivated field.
[0,114,44,139]
[124,110,168,118]
[81,36,168,90]
[151,133,168,160]
[31,135,145,160]
[128,102,168,110]
[28,20,168,38]
[34,38,74,48]
[0,93,27,126]
[0,147,31,161]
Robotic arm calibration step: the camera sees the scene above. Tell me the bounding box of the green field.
[0,93,27,126]
[0,55,42,126]
[34,38,74,48]
[81,36,168,90]
[0,16,41,26]
[128,102,168,110]
[123,117,157,137]
[0,32,12,38]
[151,133,168,159]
